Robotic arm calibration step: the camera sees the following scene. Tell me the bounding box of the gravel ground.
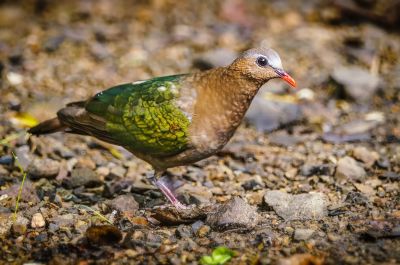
[0,1,399,264]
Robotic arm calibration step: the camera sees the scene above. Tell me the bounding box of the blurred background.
[0,0,399,264]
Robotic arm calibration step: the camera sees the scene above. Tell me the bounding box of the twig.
[75,204,113,224]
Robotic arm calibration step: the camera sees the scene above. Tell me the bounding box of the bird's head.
[229,47,296,88]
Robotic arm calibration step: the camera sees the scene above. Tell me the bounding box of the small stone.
[293,229,315,241]
[96,166,110,176]
[268,131,303,147]
[90,43,111,60]
[68,167,101,188]
[31,213,45,228]
[27,158,60,179]
[376,158,390,169]
[327,233,340,242]
[300,164,334,176]
[335,156,366,182]
[0,181,40,206]
[0,155,12,165]
[106,194,139,216]
[48,223,59,233]
[175,225,192,238]
[278,254,323,265]
[353,146,379,167]
[242,178,264,191]
[44,35,65,52]
[345,191,369,206]
[50,214,75,227]
[196,225,211,237]
[379,171,400,181]
[354,183,375,196]
[15,145,33,169]
[12,215,29,235]
[176,183,213,205]
[6,72,23,85]
[0,213,13,236]
[191,220,204,234]
[109,166,126,179]
[264,191,328,221]
[284,226,294,235]
[206,197,259,230]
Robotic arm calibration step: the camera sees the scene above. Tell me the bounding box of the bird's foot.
[148,176,190,210]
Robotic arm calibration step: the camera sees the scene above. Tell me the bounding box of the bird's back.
[56,74,195,157]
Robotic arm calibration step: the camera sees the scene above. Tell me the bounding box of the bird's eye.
[256,56,268,67]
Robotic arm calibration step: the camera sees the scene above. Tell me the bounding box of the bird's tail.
[28,117,66,135]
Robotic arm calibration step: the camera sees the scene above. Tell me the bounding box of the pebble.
[379,171,400,181]
[0,181,40,205]
[109,166,126,179]
[68,167,101,188]
[27,158,60,179]
[264,191,327,221]
[106,194,139,216]
[293,229,315,241]
[6,71,23,86]
[15,145,33,169]
[31,213,45,228]
[242,178,264,191]
[44,35,65,52]
[196,225,211,237]
[353,146,379,167]
[206,197,259,230]
[175,225,193,238]
[0,155,13,165]
[335,156,366,182]
[12,215,29,235]
[176,183,213,205]
[332,65,380,102]
[50,214,75,227]
[96,166,110,176]
[300,163,334,176]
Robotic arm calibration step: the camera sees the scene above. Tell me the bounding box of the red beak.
[275,69,297,88]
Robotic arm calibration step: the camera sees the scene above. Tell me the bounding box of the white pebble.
[7,72,23,85]
[31,213,45,228]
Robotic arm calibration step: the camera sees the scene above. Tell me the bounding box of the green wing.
[85,74,191,156]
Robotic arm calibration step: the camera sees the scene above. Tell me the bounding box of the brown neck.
[188,67,262,150]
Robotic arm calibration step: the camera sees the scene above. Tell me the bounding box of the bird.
[29,47,296,209]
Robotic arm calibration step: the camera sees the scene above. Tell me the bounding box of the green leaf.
[200,246,235,265]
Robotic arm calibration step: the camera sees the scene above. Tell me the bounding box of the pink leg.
[148,173,188,210]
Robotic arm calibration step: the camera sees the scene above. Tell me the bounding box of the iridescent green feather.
[85,74,190,156]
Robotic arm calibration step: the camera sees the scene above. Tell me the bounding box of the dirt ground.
[0,0,399,264]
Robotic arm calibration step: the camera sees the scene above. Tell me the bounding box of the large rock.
[332,65,380,102]
[335,156,366,182]
[245,91,302,133]
[206,197,259,230]
[264,191,327,221]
